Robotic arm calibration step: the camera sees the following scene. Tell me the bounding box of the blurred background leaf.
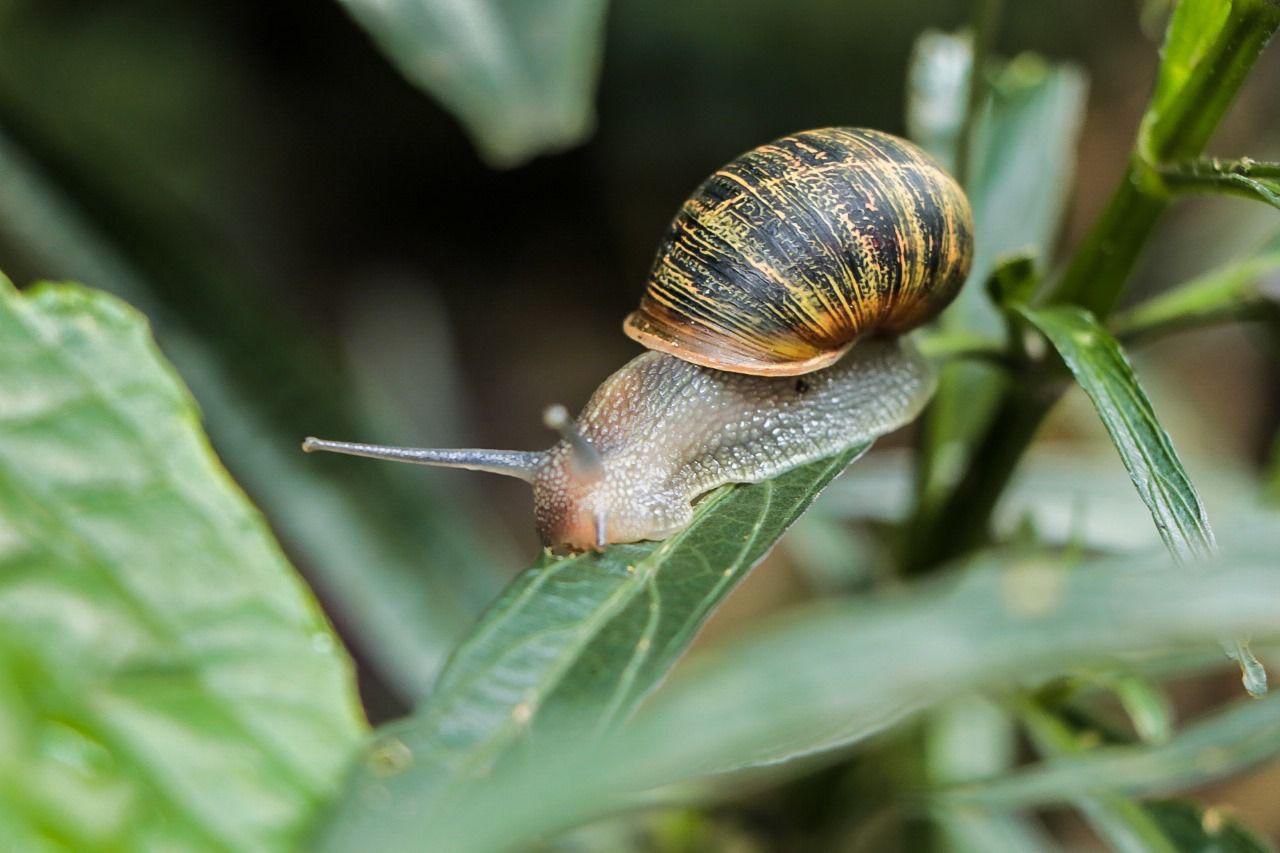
[327,540,1280,852]
[0,277,365,849]
[336,0,610,167]
[947,691,1280,813]
[907,30,1089,549]
[0,124,502,704]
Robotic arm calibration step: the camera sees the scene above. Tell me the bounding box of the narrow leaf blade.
[318,445,867,847]
[0,278,366,849]
[1111,233,1280,341]
[1019,304,1266,694]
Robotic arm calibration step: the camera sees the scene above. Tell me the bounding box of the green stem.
[1157,159,1280,208]
[903,383,1054,574]
[1048,0,1280,317]
[908,3,1280,574]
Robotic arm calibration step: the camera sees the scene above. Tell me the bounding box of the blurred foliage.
[0,277,364,848]
[320,541,1280,851]
[337,0,609,167]
[0,0,1278,851]
[0,2,508,702]
[907,30,1088,566]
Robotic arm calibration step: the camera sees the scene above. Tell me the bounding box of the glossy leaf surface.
[0,278,365,849]
[1020,304,1266,694]
[0,126,498,700]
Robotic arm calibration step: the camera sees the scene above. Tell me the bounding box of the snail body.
[304,128,972,550]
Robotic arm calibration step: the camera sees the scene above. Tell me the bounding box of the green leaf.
[1111,233,1280,342]
[947,691,1280,814]
[1021,306,1212,559]
[1159,157,1280,210]
[1014,699,1183,853]
[1019,304,1267,695]
[0,124,501,699]
[327,542,1280,852]
[1144,800,1274,853]
[317,445,866,848]
[906,33,1087,543]
[336,0,609,167]
[0,277,366,849]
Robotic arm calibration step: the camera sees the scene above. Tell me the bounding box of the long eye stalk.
[301,437,542,482]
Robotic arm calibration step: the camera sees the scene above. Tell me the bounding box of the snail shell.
[624,127,973,376]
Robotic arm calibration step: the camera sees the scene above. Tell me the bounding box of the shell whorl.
[624,127,974,376]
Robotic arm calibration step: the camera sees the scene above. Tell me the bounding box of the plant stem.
[906,2,1280,575]
[1156,158,1280,208]
[1048,0,1280,317]
[903,382,1054,574]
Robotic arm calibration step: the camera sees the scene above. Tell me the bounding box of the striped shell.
[624,127,974,376]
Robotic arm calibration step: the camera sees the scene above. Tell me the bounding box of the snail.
[304,128,973,550]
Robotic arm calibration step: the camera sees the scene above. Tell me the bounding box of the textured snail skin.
[625,128,973,376]
[532,338,934,550]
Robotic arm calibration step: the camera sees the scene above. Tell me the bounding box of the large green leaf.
[323,541,1280,852]
[1019,304,1266,694]
[0,277,365,849]
[0,125,499,699]
[337,0,609,166]
[317,445,867,849]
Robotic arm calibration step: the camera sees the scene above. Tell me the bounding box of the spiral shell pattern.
[624,127,973,376]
